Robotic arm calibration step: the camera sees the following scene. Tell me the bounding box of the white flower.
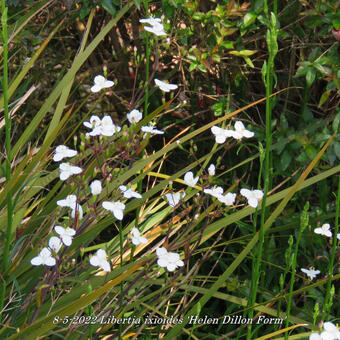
[90,180,102,196]
[59,163,82,181]
[90,75,114,93]
[155,79,178,92]
[211,126,233,144]
[208,164,215,176]
[54,226,76,246]
[53,145,77,162]
[204,186,224,198]
[131,228,147,246]
[321,322,340,340]
[338,233,340,241]
[217,192,236,206]
[87,115,121,137]
[31,247,56,266]
[140,18,166,36]
[301,268,321,280]
[83,115,101,130]
[89,249,111,272]
[227,121,254,140]
[57,194,83,219]
[184,171,199,187]
[48,236,62,253]
[127,109,143,124]
[119,185,142,199]
[139,17,162,26]
[102,201,125,220]
[309,322,340,340]
[240,188,264,208]
[164,192,186,207]
[100,116,121,136]
[314,223,332,238]
[156,247,184,272]
[141,125,164,135]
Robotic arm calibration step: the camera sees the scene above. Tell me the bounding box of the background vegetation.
[0,0,339,339]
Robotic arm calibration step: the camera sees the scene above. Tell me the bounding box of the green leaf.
[243,12,257,28]
[318,90,331,107]
[306,68,316,87]
[133,0,141,10]
[332,111,340,133]
[100,0,116,16]
[243,56,254,68]
[261,61,267,85]
[229,49,257,56]
[334,142,340,159]
[280,150,292,172]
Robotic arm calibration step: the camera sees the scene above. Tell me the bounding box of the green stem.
[1,0,12,323]
[322,175,340,320]
[285,202,309,338]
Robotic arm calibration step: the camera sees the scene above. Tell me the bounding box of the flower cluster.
[30,226,76,267]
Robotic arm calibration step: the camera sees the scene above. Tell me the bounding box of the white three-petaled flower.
[227,121,254,140]
[48,236,62,253]
[131,228,148,246]
[301,268,320,280]
[102,201,126,220]
[204,186,224,198]
[211,126,233,144]
[127,109,143,124]
[54,226,76,246]
[155,79,178,92]
[156,247,184,272]
[314,223,332,238]
[140,18,166,36]
[309,322,340,340]
[141,125,164,135]
[56,194,83,219]
[90,75,114,93]
[184,171,199,187]
[90,180,102,196]
[83,115,101,130]
[217,192,236,206]
[208,164,215,176]
[85,115,121,137]
[89,249,111,272]
[119,185,142,199]
[59,163,82,181]
[31,247,56,267]
[53,145,77,162]
[321,322,340,339]
[164,192,186,207]
[240,188,264,208]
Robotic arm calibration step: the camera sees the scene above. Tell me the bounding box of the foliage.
[0,0,339,339]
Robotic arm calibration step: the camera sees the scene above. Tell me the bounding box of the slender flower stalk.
[285,202,309,335]
[247,11,278,340]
